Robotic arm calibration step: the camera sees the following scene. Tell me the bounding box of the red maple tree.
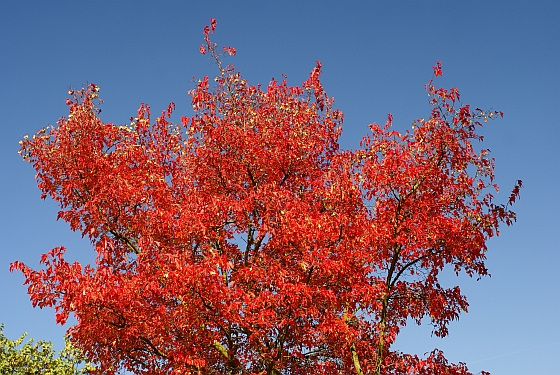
[12,20,521,375]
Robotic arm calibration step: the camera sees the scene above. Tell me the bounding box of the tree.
[12,20,521,375]
[0,324,95,374]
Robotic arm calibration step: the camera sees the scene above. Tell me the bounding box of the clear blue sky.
[1,1,558,374]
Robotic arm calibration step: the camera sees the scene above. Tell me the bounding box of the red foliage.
[13,20,519,375]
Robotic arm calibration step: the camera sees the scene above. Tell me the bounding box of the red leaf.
[433,60,443,77]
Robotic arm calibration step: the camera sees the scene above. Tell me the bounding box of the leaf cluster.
[0,324,96,374]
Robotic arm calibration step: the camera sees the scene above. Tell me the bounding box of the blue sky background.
[1,1,558,374]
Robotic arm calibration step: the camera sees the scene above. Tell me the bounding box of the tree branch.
[108,228,140,254]
[350,343,364,375]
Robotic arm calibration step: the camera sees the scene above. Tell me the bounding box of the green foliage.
[0,324,95,375]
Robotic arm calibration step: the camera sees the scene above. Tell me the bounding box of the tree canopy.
[0,324,95,375]
[12,19,521,375]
